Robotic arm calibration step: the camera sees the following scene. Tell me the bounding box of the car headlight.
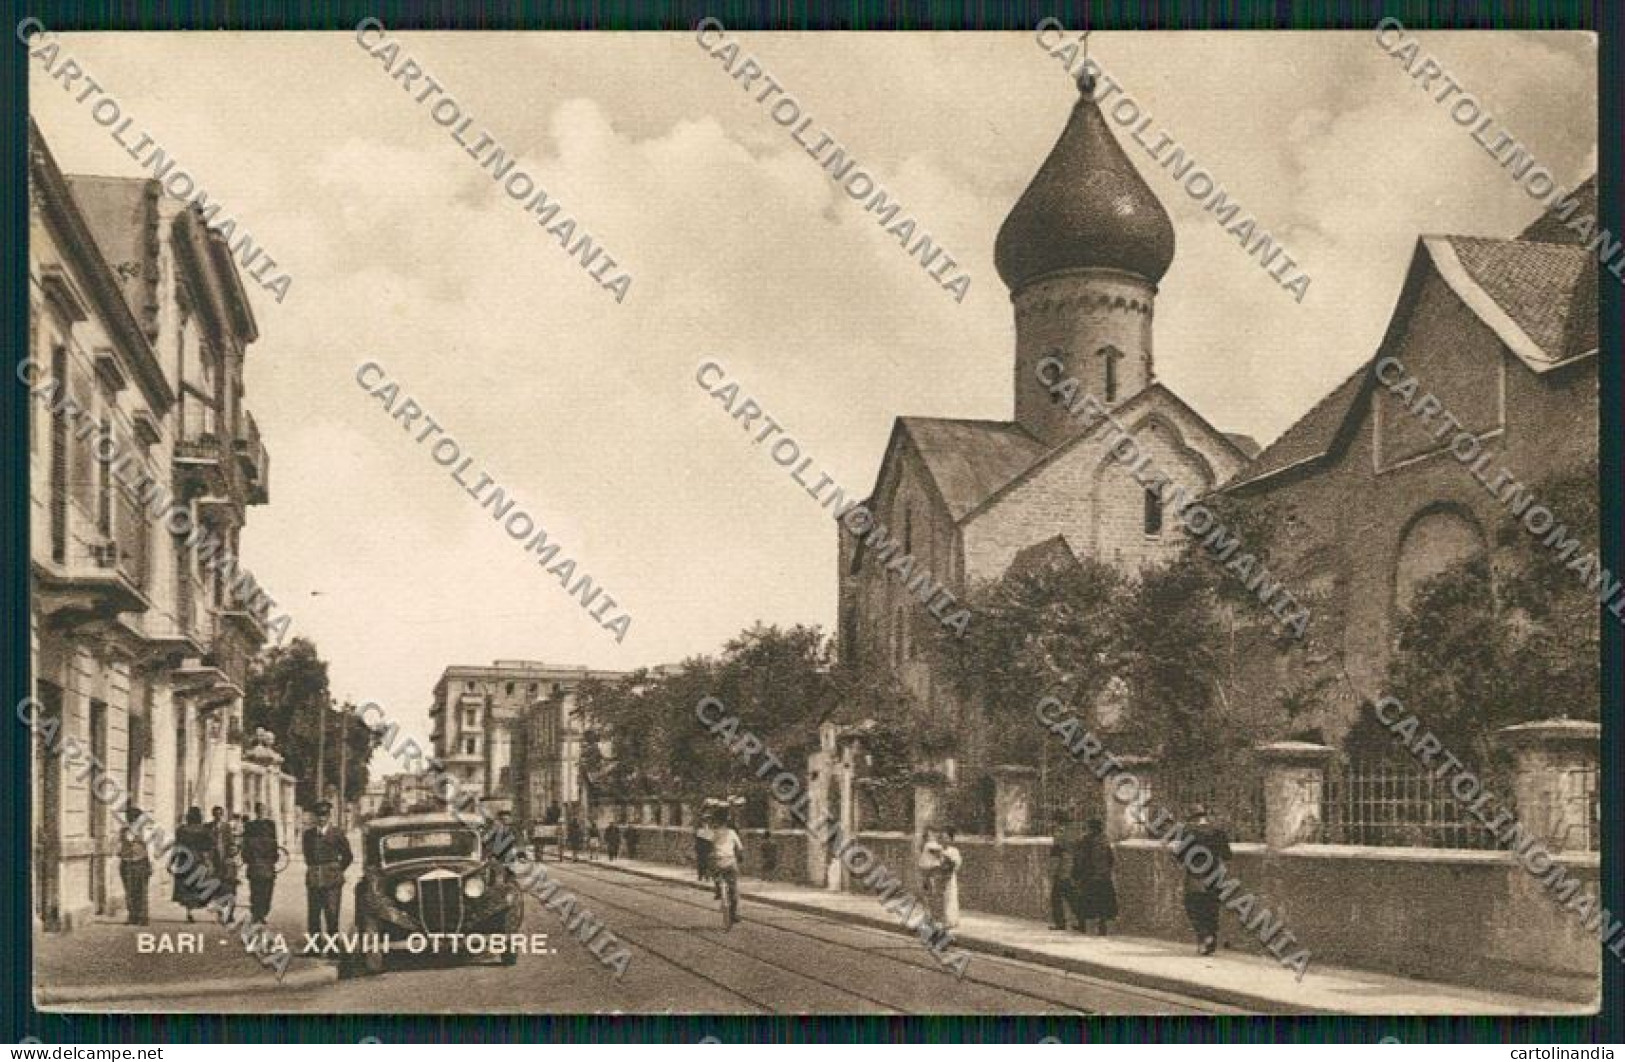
[463,876,486,899]
[394,880,417,904]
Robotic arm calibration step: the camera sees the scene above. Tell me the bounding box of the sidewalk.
[35,856,338,1006]
[596,855,1592,1016]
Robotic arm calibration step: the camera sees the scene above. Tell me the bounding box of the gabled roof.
[1518,176,1596,244]
[958,382,1254,524]
[1223,359,1376,492]
[1435,235,1597,367]
[1227,217,1597,494]
[894,417,1047,522]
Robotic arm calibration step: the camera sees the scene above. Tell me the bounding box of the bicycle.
[714,868,738,930]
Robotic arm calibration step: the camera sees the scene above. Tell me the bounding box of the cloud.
[30,30,1595,770]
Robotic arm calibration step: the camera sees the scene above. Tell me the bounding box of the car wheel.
[358,913,386,976]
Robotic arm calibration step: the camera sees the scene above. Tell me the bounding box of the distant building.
[429,661,626,822]
[355,781,388,821]
[381,770,443,815]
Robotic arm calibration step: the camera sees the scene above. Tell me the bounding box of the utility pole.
[315,695,328,811]
[338,700,351,833]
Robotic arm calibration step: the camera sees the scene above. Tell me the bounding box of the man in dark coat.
[242,802,280,925]
[1048,813,1083,930]
[566,817,584,862]
[604,821,622,861]
[1072,816,1118,935]
[302,801,352,936]
[172,807,215,921]
[116,808,151,926]
[1178,805,1232,955]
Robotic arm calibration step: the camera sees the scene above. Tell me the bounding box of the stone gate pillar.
[1256,741,1335,848]
[1497,719,1600,852]
[991,765,1038,840]
[1102,755,1155,843]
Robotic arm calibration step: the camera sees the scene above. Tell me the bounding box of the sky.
[30,29,1597,777]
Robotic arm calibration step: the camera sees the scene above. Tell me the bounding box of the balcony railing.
[234,411,269,505]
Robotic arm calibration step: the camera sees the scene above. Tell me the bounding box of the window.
[462,736,478,756]
[465,680,476,691]
[97,417,113,537]
[1100,345,1123,403]
[49,345,68,564]
[505,682,514,695]
[463,707,478,728]
[1143,487,1163,536]
[527,682,537,694]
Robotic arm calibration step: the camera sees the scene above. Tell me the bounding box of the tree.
[244,637,380,806]
[934,544,1124,766]
[1367,462,1601,770]
[1114,555,1236,763]
[577,624,840,807]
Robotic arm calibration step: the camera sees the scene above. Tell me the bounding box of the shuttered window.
[49,346,68,564]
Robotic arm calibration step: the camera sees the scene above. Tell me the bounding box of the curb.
[36,961,339,1007]
[593,861,1315,1015]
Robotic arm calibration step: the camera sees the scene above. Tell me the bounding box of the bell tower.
[997,59,1175,448]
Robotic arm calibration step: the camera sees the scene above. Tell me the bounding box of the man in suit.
[1178,805,1233,956]
[242,802,280,925]
[302,801,352,936]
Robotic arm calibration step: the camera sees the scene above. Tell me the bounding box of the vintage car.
[353,812,524,974]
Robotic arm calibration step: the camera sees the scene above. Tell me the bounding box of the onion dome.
[995,69,1176,291]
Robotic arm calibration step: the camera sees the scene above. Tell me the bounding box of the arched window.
[1100,345,1124,403]
[1143,487,1163,536]
[1393,507,1485,614]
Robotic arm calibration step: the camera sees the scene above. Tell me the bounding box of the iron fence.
[1154,769,1266,843]
[1321,765,1509,850]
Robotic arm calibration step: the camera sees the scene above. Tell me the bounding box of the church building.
[836,67,1256,791]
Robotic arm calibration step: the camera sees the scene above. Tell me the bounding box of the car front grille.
[417,872,464,933]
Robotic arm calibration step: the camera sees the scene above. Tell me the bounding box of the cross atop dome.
[994,43,1175,292]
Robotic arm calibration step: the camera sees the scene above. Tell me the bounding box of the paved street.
[80,861,1239,1015]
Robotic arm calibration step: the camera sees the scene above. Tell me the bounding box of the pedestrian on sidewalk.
[566,817,584,862]
[303,800,352,937]
[1072,816,1117,936]
[1178,805,1232,956]
[171,807,214,923]
[210,806,240,903]
[760,824,779,879]
[1048,813,1083,930]
[605,821,622,861]
[242,802,280,925]
[694,814,714,886]
[916,827,944,920]
[116,809,150,926]
[587,821,602,861]
[936,829,962,930]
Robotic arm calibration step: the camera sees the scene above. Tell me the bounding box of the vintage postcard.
[21,26,1605,1017]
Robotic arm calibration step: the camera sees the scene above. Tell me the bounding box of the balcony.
[35,535,151,629]
[219,573,270,645]
[234,411,269,505]
[173,395,234,499]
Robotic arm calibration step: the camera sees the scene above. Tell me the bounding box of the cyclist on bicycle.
[707,807,745,929]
